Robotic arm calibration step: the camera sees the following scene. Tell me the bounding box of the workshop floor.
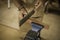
[0,1,60,40]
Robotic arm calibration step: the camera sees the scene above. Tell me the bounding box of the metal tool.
[19,0,42,26]
[19,10,35,26]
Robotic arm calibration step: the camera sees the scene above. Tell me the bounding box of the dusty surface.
[0,0,60,40]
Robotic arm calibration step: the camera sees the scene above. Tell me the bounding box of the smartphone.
[31,22,44,32]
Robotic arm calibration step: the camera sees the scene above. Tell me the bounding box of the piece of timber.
[19,10,35,26]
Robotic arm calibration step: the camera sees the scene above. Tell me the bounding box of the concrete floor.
[0,1,60,40]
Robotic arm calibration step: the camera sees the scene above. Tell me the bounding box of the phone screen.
[31,22,44,32]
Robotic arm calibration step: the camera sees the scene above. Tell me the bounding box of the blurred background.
[0,0,60,40]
